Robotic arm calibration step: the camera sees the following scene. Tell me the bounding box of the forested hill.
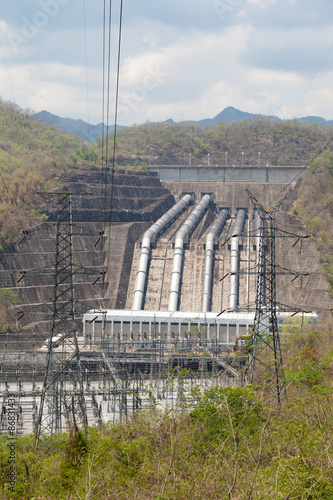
[0,100,81,246]
[100,119,333,168]
[295,151,333,298]
[32,110,109,143]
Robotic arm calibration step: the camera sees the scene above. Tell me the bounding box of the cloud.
[121,25,251,98]
[124,0,233,33]
[0,61,101,120]
[246,68,302,86]
[1,0,333,125]
[240,0,333,29]
[241,26,333,74]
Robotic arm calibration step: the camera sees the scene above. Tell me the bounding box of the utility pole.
[35,192,87,446]
[243,190,287,403]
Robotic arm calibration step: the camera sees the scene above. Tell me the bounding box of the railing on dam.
[148,165,305,183]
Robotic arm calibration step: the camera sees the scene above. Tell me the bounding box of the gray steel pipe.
[132,194,192,310]
[202,209,229,312]
[168,194,212,312]
[228,209,246,311]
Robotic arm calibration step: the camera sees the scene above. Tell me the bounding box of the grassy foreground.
[1,320,333,499]
[0,386,333,499]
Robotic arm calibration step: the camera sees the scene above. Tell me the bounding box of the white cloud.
[0,1,333,125]
[246,69,302,86]
[147,80,242,122]
[0,61,102,121]
[0,20,10,37]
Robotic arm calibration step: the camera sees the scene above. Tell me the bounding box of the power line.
[101,0,111,234]
[100,0,113,297]
[304,199,333,225]
[82,0,90,141]
[268,135,333,210]
[104,0,124,302]
[104,0,113,185]
[101,0,107,193]
[294,43,333,116]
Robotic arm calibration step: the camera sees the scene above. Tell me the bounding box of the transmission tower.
[35,193,87,446]
[243,190,287,403]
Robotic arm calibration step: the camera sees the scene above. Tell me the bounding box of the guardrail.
[148,165,304,183]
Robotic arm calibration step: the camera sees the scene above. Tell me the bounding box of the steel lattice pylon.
[243,191,287,403]
[35,193,87,446]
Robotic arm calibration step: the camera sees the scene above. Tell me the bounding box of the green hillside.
[95,119,333,167]
[294,151,333,297]
[0,100,81,246]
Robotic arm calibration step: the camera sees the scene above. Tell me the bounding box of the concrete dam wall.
[1,165,332,346]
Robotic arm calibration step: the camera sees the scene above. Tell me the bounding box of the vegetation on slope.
[0,289,20,334]
[87,118,333,168]
[1,319,333,499]
[0,100,82,247]
[294,150,333,297]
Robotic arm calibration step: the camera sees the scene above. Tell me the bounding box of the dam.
[1,163,331,347]
[0,163,331,434]
[81,164,326,348]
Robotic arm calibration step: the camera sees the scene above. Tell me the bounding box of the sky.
[0,0,333,126]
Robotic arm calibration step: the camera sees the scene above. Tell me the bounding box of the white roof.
[83,309,317,323]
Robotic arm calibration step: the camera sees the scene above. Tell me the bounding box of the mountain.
[194,106,280,126]
[172,106,333,127]
[32,110,117,143]
[299,115,333,126]
[33,107,333,142]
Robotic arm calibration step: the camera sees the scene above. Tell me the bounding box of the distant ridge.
[298,115,333,126]
[191,106,279,126]
[172,106,333,127]
[32,107,333,142]
[32,110,116,143]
